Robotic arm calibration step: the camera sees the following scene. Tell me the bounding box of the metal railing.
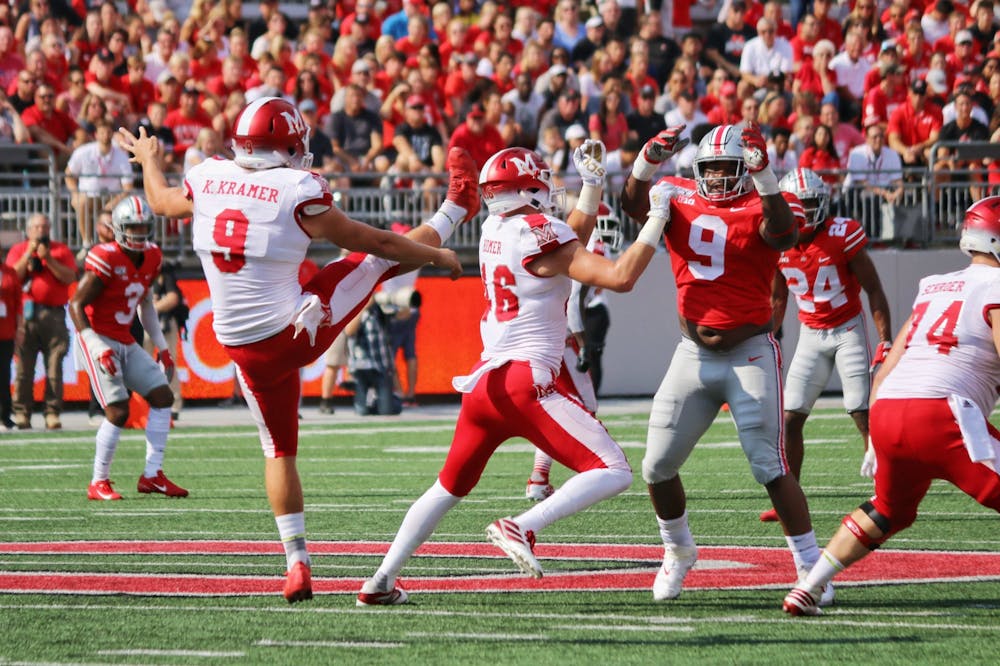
[4,143,998,259]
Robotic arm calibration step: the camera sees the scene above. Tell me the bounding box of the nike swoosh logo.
[748,355,763,362]
[152,483,168,493]
[96,490,116,500]
[818,257,831,263]
[846,325,857,332]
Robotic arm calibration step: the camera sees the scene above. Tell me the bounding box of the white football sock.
[657,512,696,549]
[530,449,553,482]
[92,419,122,482]
[142,407,171,478]
[514,467,631,534]
[372,480,461,588]
[275,512,310,569]
[786,530,821,570]
[803,549,845,593]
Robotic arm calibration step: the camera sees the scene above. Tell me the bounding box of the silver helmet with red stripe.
[111,195,154,251]
[779,168,830,228]
[692,124,752,202]
[232,97,313,170]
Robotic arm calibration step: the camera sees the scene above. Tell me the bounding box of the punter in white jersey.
[526,203,623,501]
[118,96,473,604]
[785,196,1000,617]
[758,168,893,523]
[621,123,829,605]
[357,142,670,606]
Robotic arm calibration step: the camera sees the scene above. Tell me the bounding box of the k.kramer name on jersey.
[200,179,279,203]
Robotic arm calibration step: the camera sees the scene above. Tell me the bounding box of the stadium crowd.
[1,0,1000,229]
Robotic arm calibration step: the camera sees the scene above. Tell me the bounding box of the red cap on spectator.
[468,102,485,118]
[405,95,425,108]
[720,81,737,97]
[405,56,419,69]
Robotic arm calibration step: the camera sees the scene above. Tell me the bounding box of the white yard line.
[97,649,245,658]
[255,639,403,649]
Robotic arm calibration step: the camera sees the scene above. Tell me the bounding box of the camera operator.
[4,214,77,430]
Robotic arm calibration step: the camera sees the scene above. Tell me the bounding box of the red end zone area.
[3,541,1000,597]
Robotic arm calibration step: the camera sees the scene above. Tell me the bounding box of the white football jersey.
[878,264,1000,417]
[478,211,578,373]
[184,159,332,345]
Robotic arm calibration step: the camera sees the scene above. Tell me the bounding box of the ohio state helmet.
[960,195,1000,261]
[692,125,752,202]
[479,147,565,215]
[232,97,313,170]
[111,195,154,251]
[779,168,830,228]
[595,201,623,252]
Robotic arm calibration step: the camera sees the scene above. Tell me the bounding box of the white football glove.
[648,181,678,222]
[573,139,607,187]
[860,438,877,478]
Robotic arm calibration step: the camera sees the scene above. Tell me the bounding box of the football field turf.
[2,404,999,665]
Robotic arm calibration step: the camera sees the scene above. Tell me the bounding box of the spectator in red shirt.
[85,48,131,119]
[121,54,155,127]
[862,62,906,129]
[0,243,21,430]
[396,14,432,59]
[39,33,69,93]
[0,27,25,92]
[589,87,628,151]
[206,55,246,107]
[810,0,843,49]
[793,38,838,100]
[22,83,77,163]
[439,17,472,66]
[798,122,842,184]
[163,85,213,161]
[790,13,820,70]
[887,77,943,167]
[447,101,507,169]
[706,80,743,126]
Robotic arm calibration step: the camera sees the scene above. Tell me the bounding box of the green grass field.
[2,405,999,665]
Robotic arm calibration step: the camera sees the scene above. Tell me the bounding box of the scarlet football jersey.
[659,176,797,329]
[84,242,163,344]
[778,216,868,329]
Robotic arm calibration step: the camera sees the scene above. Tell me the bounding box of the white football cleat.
[525,479,554,501]
[797,567,835,607]
[292,293,331,346]
[783,586,822,616]
[486,517,542,579]
[356,578,409,607]
[652,545,698,601]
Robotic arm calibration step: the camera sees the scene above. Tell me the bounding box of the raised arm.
[743,122,798,250]
[620,126,687,222]
[118,126,193,218]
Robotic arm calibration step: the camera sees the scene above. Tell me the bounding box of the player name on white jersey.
[199,179,280,203]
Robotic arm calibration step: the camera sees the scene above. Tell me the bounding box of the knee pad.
[842,500,892,550]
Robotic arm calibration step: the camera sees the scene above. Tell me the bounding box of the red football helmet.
[232,97,313,170]
[479,147,565,215]
[960,195,1000,261]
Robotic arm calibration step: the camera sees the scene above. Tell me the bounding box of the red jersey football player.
[766,169,892,520]
[620,122,831,605]
[70,195,184,502]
